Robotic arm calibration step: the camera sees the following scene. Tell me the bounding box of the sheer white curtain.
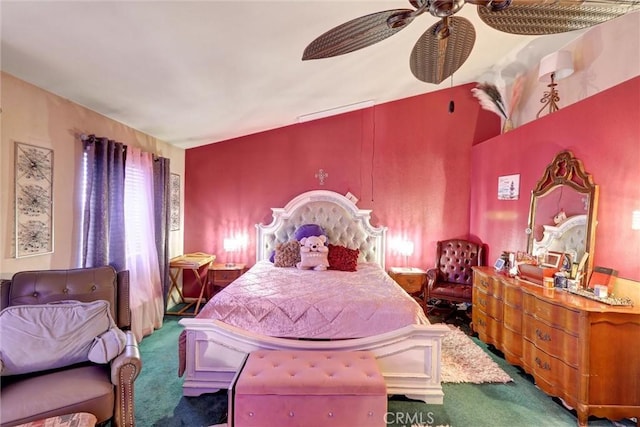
[124,147,164,341]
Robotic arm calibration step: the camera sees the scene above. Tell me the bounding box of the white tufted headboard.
[255,190,388,268]
[533,214,587,262]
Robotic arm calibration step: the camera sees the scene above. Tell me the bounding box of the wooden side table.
[388,267,427,313]
[208,263,248,296]
[167,252,215,316]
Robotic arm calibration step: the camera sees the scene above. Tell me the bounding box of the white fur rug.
[441,324,512,384]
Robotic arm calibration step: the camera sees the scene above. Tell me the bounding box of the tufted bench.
[230,350,387,427]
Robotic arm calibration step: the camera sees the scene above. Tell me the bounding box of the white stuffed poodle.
[296,235,329,271]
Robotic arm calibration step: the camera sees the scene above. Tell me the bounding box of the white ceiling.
[1,1,588,149]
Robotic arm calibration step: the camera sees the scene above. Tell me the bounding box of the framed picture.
[170,173,180,231]
[494,258,506,271]
[561,253,572,272]
[498,174,520,200]
[14,141,54,257]
[541,251,563,269]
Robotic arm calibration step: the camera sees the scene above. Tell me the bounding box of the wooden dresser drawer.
[523,341,578,399]
[472,309,487,336]
[501,327,523,364]
[473,271,503,299]
[523,293,580,333]
[474,289,503,321]
[503,284,522,308]
[523,314,579,367]
[503,303,522,334]
[473,309,502,345]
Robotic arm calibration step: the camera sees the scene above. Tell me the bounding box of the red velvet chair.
[426,239,485,318]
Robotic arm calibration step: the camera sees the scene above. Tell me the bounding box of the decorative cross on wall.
[315,168,328,186]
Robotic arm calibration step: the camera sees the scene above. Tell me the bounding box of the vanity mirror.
[526,151,599,284]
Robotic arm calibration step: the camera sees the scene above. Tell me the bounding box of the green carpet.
[134,317,635,427]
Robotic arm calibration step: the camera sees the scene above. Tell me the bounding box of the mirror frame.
[526,150,599,282]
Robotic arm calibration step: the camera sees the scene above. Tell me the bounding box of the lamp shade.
[398,240,414,257]
[223,238,239,252]
[538,50,574,82]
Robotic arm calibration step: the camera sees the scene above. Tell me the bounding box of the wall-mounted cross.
[315,168,328,186]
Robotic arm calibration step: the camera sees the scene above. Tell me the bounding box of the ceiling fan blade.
[477,0,640,35]
[409,16,476,84]
[302,9,417,60]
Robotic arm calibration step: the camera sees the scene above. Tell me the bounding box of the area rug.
[441,324,512,384]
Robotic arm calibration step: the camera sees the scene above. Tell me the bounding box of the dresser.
[472,266,640,427]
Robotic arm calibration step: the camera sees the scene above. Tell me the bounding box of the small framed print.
[498,174,520,200]
[494,258,506,271]
[541,251,563,269]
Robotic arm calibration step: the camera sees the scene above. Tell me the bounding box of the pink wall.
[184,77,640,296]
[470,77,640,281]
[184,84,497,293]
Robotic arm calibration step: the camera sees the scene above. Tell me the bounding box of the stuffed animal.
[553,209,567,225]
[296,235,329,271]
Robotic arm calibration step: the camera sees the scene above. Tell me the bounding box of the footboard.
[179,318,449,404]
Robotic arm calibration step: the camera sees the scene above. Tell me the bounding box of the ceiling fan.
[302,0,639,84]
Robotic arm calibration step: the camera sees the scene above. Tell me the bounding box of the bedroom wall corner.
[183,83,494,291]
[0,72,186,278]
[470,77,640,281]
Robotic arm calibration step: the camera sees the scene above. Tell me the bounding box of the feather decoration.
[507,73,525,118]
[471,82,507,119]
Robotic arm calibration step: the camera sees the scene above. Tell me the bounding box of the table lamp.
[223,238,239,267]
[398,240,414,267]
[536,50,574,118]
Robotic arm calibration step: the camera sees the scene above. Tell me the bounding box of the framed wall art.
[498,174,520,200]
[14,141,54,257]
[170,173,180,231]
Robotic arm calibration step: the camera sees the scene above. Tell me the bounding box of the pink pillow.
[327,244,359,271]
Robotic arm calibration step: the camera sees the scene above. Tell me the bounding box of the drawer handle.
[477,318,486,327]
[478,298,486,307]
[535,357,551,371]
[480,279,488,288]
[536,329,551,342]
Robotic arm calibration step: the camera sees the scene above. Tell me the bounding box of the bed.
[532,214,587,263]
[179,190,449,403]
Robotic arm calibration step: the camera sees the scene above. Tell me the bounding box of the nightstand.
[388,267,427,312]
[208,263,248,296]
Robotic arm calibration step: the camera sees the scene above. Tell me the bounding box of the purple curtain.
[153,155,171,305]
[80,135,127,271]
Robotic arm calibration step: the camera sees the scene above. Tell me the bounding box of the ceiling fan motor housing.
[429,0,466,17]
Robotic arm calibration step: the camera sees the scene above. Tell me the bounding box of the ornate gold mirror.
[526,151,599,281]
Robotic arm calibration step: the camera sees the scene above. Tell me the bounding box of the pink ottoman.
[231,350,387,427]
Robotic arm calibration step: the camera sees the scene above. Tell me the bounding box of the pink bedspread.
[195,260,429,339]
